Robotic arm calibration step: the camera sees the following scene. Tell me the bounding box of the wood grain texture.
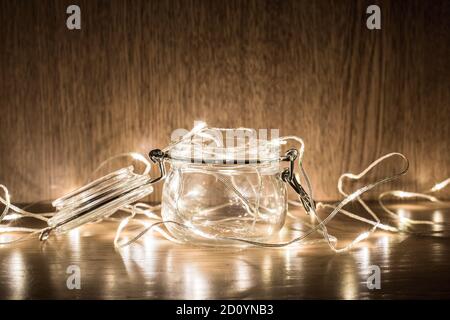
[1,203,450,299]
[0,0,449,203]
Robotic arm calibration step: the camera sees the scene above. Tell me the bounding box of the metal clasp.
[280,149,315,214]
[148,149,167,183]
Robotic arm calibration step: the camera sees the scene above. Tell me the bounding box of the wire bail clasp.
[148,149,167,183]
[281,149,315,214]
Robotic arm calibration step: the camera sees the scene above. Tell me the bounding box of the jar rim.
[166,154,281,165]
[167,127,281,165]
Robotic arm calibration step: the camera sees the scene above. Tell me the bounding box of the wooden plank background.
[0,0,449,203]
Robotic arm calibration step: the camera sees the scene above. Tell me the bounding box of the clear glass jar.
[161,129,288,246]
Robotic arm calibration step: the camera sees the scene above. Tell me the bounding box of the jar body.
[161,161,287,246]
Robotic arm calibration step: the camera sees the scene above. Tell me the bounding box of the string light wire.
[1,123,449,252]
[111,129,449,252]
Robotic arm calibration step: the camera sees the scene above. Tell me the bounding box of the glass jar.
[43,125,313,246]
[160,128,290,246]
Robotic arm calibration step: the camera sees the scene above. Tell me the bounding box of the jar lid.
[48,166,154,234]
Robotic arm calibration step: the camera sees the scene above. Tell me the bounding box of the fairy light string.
[0,123,208,245]
[108,128,450,251]
[1,123,449,252]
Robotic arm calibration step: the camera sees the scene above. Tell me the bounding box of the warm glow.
[395,191,413,198]
[431,178,450,192]
[354,232,370,243]
[1,213,21,222]
[391,191,439,202]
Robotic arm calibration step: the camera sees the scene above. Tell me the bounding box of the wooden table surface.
[1,202,450,299]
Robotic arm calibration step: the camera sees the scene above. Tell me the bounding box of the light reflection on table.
[0,202,450,299]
